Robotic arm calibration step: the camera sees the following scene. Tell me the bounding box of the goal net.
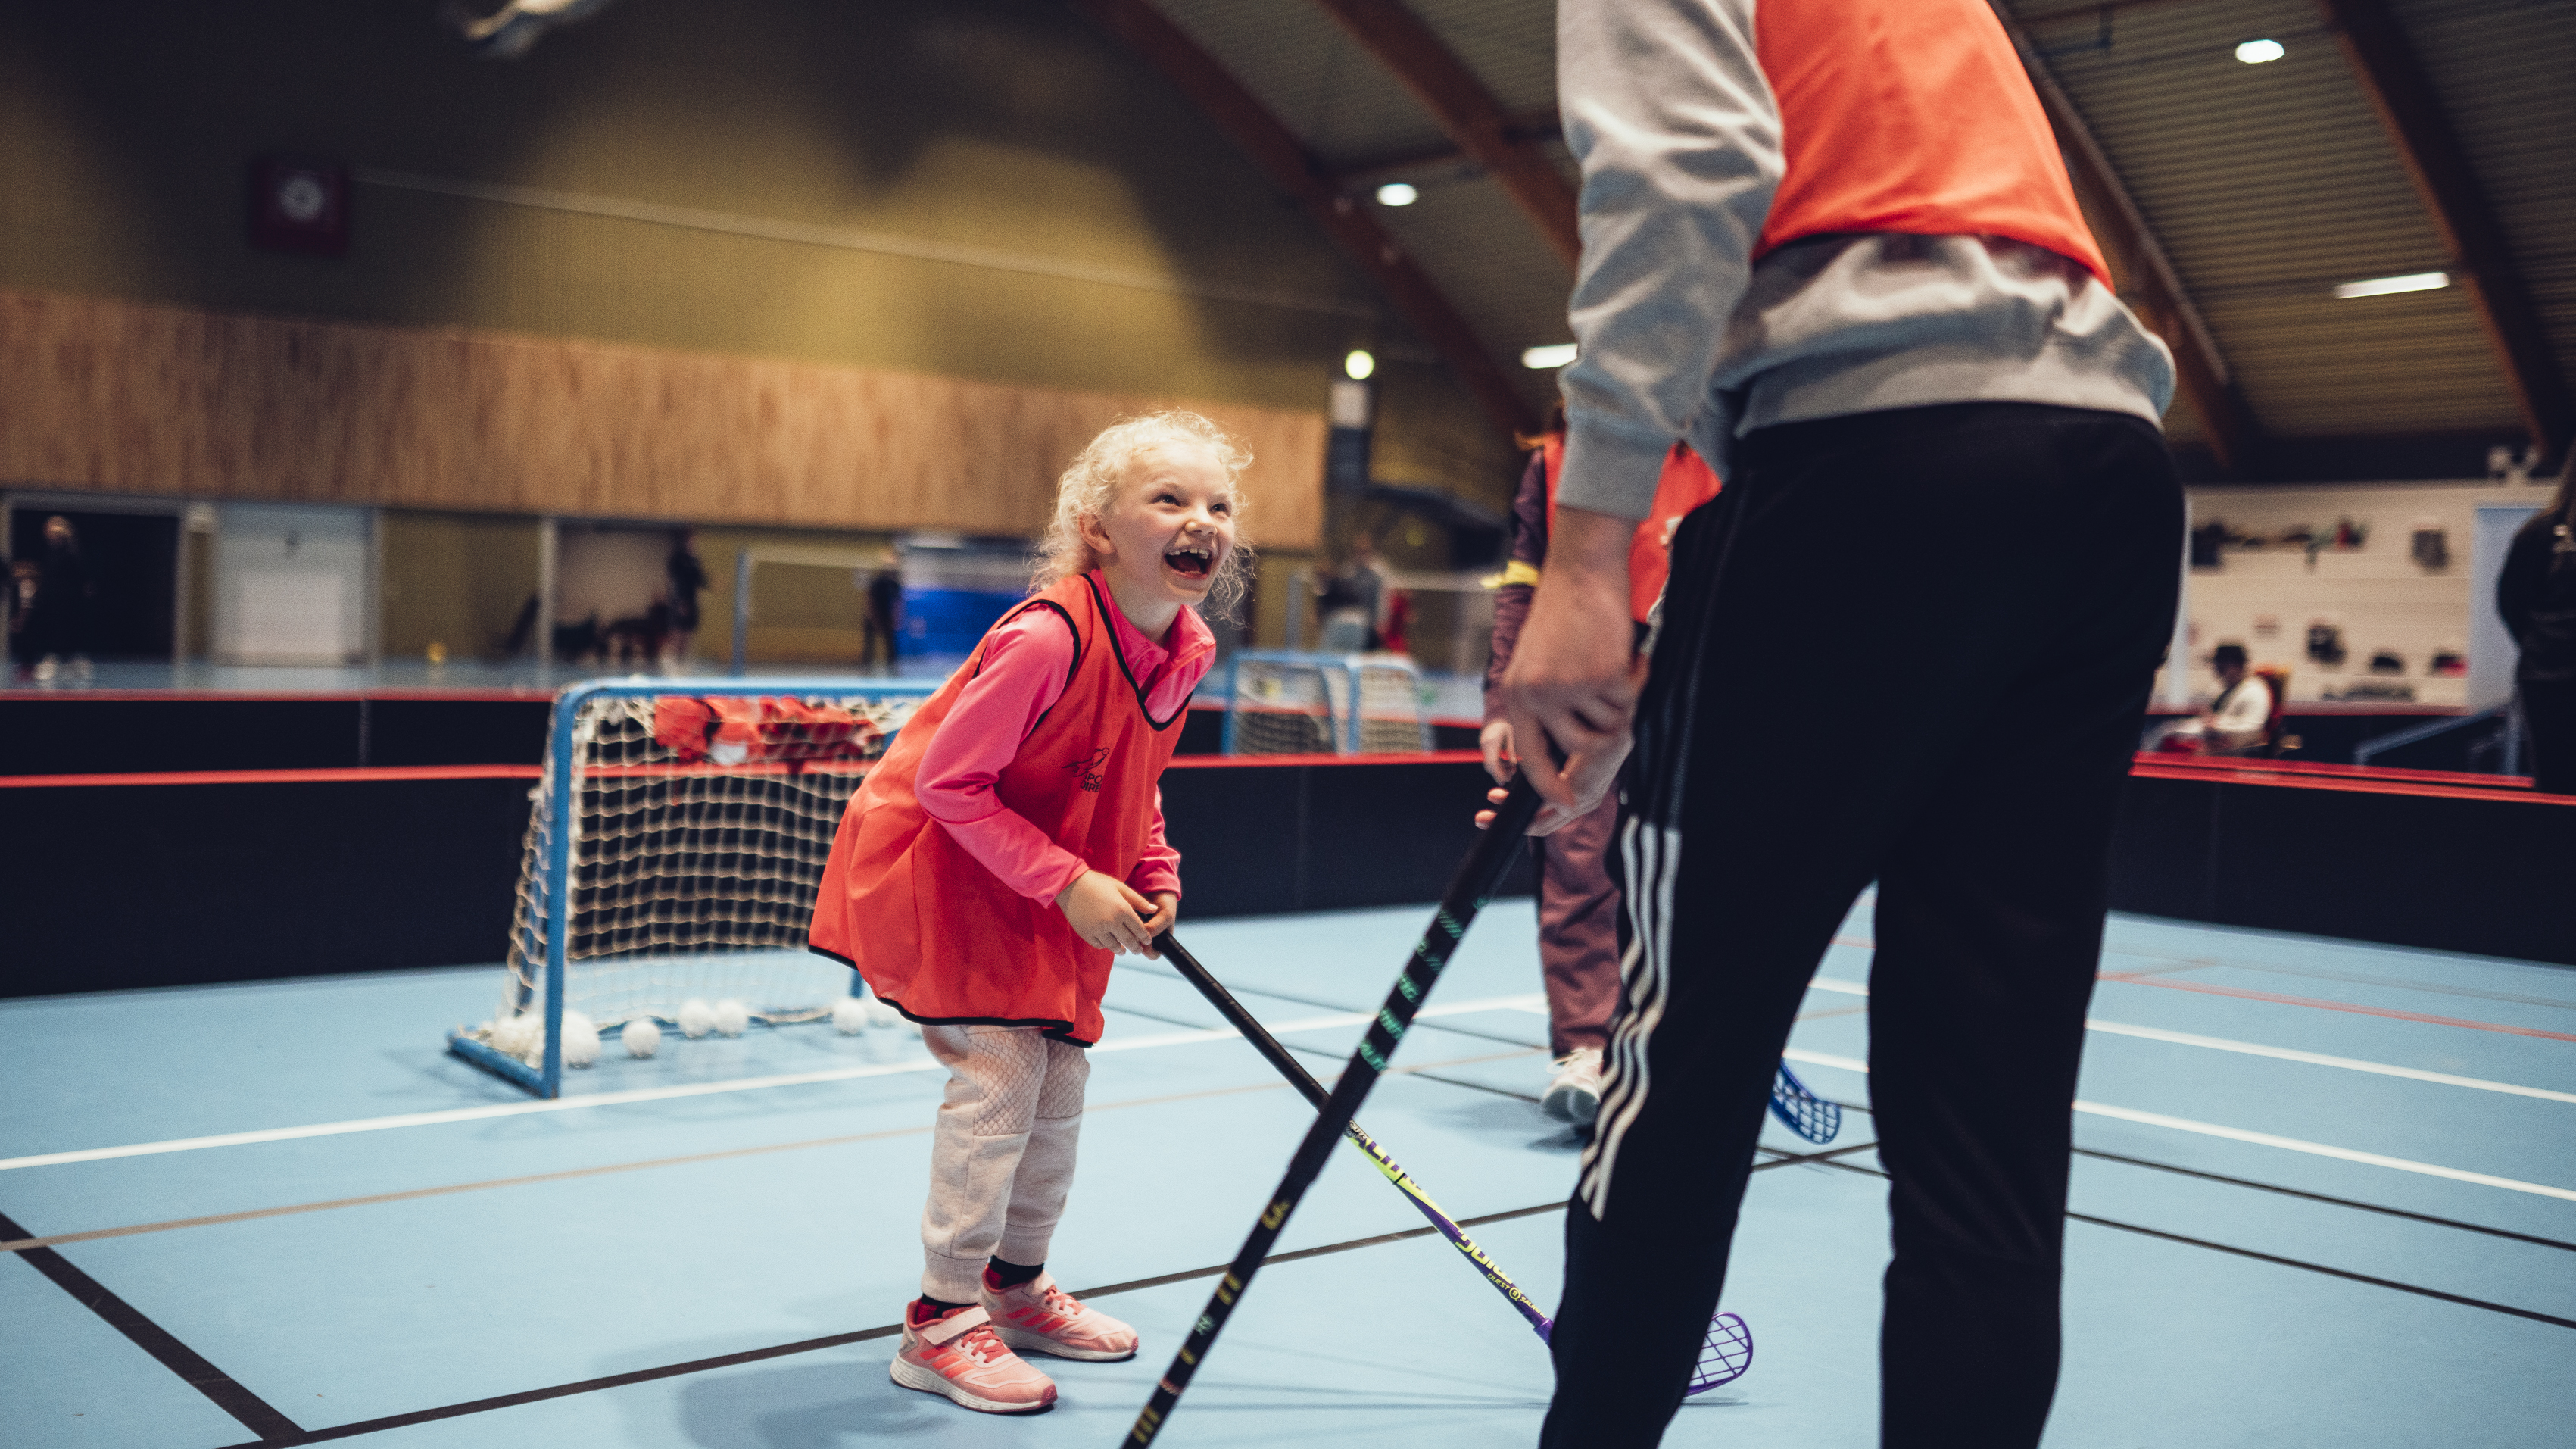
[450,678,937,1097]
[1221,651,1430,755]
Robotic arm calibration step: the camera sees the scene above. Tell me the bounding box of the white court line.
[1804,978,2576,1104]
[1778,1048,2576,1203]
[0,992,1546,1173]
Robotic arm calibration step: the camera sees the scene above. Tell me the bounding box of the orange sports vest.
[1754,0,2110,286]
[1542,436,1724,624]
[807,572,1187,1045]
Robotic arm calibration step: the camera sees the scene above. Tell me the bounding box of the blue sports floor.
[4,898,2571,1447]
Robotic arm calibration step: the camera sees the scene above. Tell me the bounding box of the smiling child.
[809,411,1249,1414]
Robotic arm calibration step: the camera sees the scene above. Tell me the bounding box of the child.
[1481,414,1718,1124]
[809,411,1248,1414]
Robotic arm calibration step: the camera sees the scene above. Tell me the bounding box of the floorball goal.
[449,677,937,1098]
[1220,651,1433,756]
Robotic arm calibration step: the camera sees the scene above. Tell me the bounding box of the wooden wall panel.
[0,289,1326,549]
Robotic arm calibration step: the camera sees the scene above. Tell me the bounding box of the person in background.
[664,528,707,669]
[28,516,94,683]
[2497,451,2576,793]
[1484,414,1720,1125]
[1318,532,1390,653]
[6,555,38,680]
[1495,2,2181,1443]
[2157,642,2272,754]
[865,558,904,668]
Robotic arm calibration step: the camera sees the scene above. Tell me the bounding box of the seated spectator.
[2157,642,2274,754]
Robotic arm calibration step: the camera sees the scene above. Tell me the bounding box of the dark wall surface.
[6,756,2565,998]
[2106,773,2574,966]
[0,697,553,774]
[0,774,533,995]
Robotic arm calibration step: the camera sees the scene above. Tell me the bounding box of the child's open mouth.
[1164,544,1215,579]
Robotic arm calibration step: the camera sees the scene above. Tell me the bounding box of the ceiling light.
[1521,343,1578,370]
[1343,349,1377,381]
[1374,182,1419,207]
[2331,271,2448,299]
[2235,38,2285,64]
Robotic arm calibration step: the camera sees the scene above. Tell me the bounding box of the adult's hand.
[1496,504,1647,817]
[1478,719,1516,784]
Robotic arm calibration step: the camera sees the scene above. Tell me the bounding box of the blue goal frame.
[447,675,940,1098]
[1219,651,1431,756]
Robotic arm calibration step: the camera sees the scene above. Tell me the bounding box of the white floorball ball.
[491,1012,542,1064]
[678,998,716,1038]
[831,997,869,1035]
[623,1017,662,1059]
[713,998,750,1038]
[560,1010,600,1068]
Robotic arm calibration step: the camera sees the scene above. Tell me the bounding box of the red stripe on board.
[2128,761,2576,806]
[0,765,544,789]
[0,689,554,702]
[2132,752,2533,791]
[1163,750,1484,770]
[2094,972,2576,1043]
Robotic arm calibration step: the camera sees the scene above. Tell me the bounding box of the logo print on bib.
[1065,746,1109,792]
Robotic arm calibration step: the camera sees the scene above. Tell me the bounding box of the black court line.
[1823,1095,2576,1254]
[2071,1145,2576,1253]
[207,1198,1584,1447]
[1803,1157,2576,1332]
[0,1208,309,1444]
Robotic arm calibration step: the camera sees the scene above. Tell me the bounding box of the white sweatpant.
[917,1023,1090,1302]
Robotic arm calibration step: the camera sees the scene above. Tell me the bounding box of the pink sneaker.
[981,1270,1140,1362]
[890,1301,1057,1413]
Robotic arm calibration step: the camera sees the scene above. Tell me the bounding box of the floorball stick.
[1155,930,1754,1383]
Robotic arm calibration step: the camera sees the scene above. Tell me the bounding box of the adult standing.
[864,562,904,668]
[2497,452,2576,793]
[28,516,95,683]
[664,529,708,668]
[1497,3,2181,1445]
[1484,422,1720,1123]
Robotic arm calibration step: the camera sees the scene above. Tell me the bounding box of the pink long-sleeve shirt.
[915,576,1215,902]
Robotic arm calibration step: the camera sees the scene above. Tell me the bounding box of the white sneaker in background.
[1542,1047,1604,1126]
[33,654,58,682]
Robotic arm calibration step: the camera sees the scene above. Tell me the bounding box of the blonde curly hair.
[1033,411,1255,618]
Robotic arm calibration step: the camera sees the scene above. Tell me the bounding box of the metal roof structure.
[1085,0,2574,480]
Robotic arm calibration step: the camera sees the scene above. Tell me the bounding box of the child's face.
[1081,444,1237,609]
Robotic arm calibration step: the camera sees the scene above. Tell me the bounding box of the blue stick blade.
[1686,1311,1754,1394]
[1767,1061,1842,1145]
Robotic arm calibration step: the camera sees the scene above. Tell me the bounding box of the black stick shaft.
[1122,776,1542,1446]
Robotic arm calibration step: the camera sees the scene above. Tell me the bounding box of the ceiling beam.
[1070,0,1536,438]
[1991,2,2266,474]
[2318,0,2574,467]
[1306,0,1580,268]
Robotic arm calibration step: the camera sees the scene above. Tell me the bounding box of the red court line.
[0,765,544,789]
[2095,971,2576,1043]
[1835,934,2576,1043]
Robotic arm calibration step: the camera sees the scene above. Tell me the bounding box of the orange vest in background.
[1753,0,2110,286]
[1541,436,1723,625]
[808,572,1186,1046]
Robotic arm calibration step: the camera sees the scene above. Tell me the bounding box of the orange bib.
[808,573,1186,1045]
[1542,436,1723,625]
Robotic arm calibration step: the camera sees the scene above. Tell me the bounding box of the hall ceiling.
[1099,0,2575,479]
